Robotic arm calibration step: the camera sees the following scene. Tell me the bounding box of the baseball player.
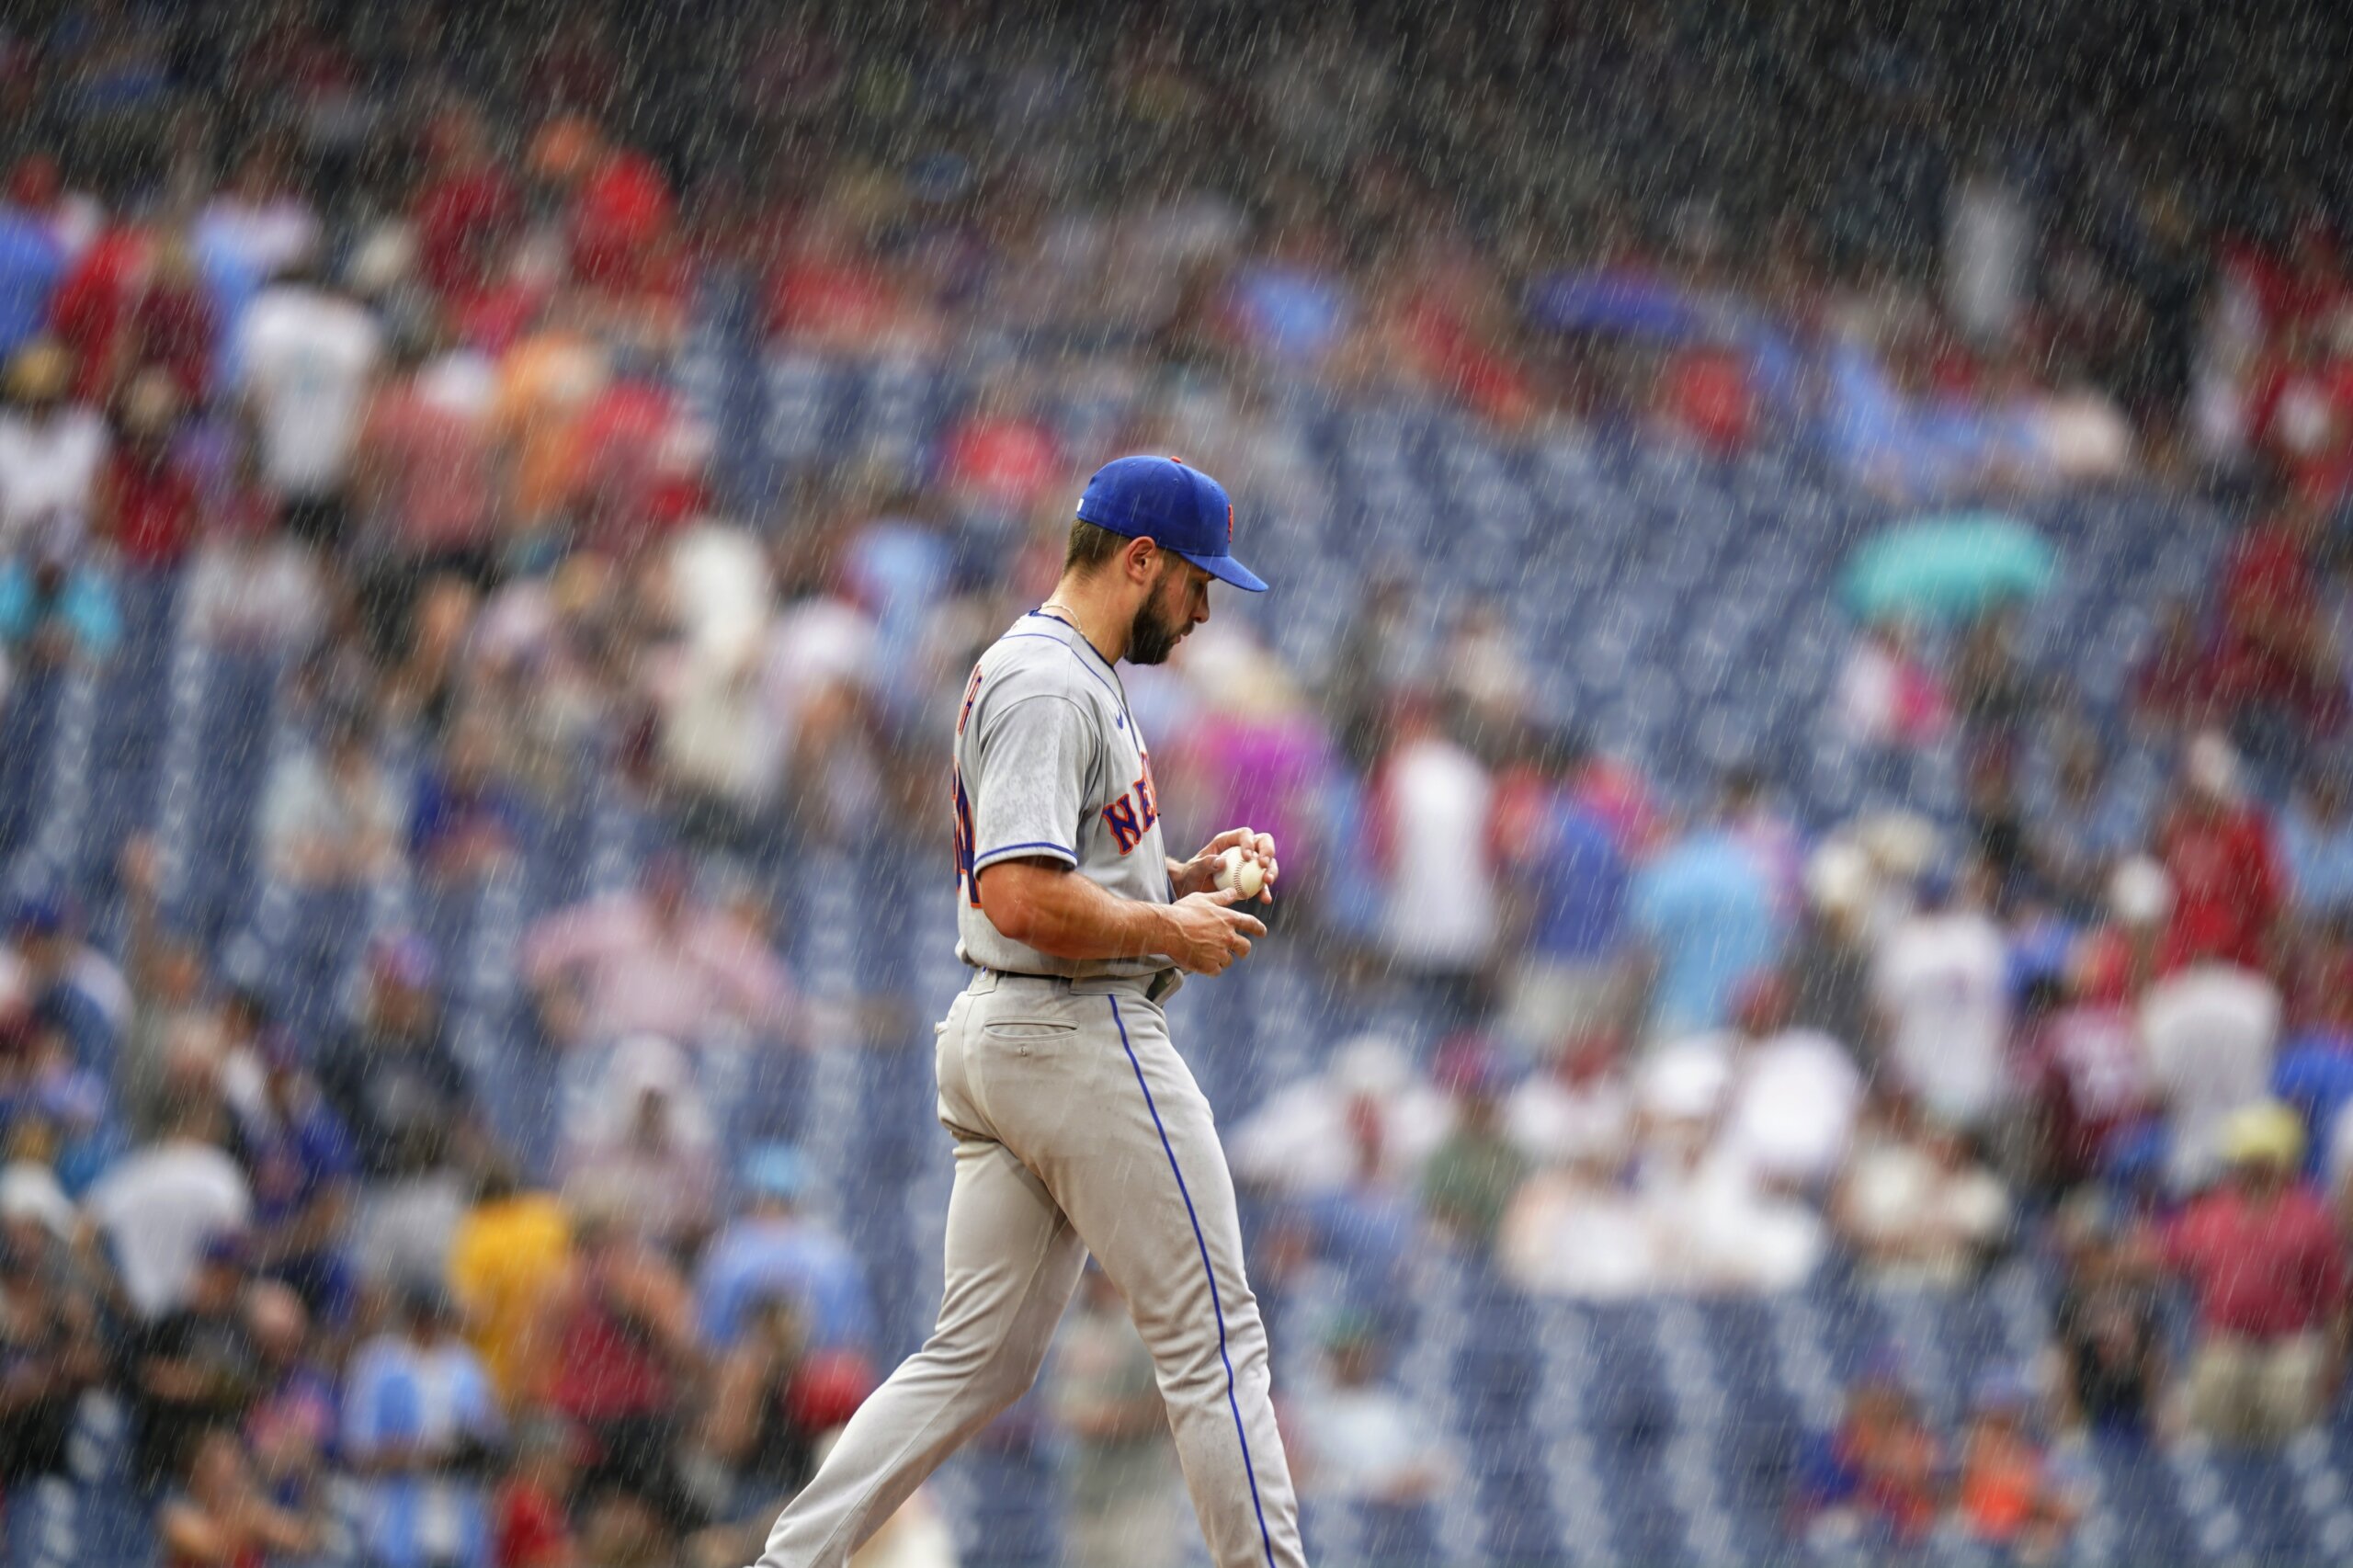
[754,456,1307,1567]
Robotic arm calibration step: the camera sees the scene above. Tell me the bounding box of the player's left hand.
[1170,827,1278,904]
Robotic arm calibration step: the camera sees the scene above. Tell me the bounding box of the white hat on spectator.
[1333,1034,1411,1099]
[2109,855,2173,928]
[1805,837,1873,915]
[346,222,415,300]
[1855,812,1939,882]
[0,1163,73,1237]
[2187,729,2241,801]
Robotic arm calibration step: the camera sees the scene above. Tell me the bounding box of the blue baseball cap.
[1075,456,1268,593]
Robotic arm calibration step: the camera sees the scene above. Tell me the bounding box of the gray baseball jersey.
[754,605,1308,1568]
[951,609,1175,980]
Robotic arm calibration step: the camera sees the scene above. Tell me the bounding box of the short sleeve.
[970,694,1095,873]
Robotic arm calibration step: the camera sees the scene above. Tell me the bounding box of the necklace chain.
[1036,600,1131,717]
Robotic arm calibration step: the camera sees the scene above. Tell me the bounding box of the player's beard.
[1124,566,1188,665]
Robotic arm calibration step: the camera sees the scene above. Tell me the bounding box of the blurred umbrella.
[1840,512,2056,624]
[1529,271,1715,340]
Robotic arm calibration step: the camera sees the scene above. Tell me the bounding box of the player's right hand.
[1166,887,1267,975]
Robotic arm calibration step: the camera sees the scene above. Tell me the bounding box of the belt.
[974,967,1184,1005]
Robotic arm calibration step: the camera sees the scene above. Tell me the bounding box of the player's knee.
[1145,1329,1237,1398]
[976,1349,1047,1413]
[913,1334,1042,1415]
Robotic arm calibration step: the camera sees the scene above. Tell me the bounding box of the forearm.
[987,866,1178,962]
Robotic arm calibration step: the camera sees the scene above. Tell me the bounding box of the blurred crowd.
[0,0,2350,1564]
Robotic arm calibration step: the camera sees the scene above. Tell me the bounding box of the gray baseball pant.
[753,968,1307,1568]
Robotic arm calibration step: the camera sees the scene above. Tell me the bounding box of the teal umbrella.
[1840,512,2057,624]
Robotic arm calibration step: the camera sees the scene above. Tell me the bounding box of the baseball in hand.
[1213,828,1277,899]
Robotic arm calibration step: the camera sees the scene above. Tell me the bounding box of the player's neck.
[1040,578,1127,665]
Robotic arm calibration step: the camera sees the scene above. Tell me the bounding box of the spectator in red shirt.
[2245,318,2353,498]
[349,330,499,663]
[2158,1100,2349,1446]
[413,104,522,307]
[936,376,1063,517]
[528,1192,703,1535]
[124,235,216,403]
[2128,596,2212,738]
[2155,732,2285,976]
[494,1419,578,1568]
[529,116,676,299]
[2211,476,2346,771]
[570,333,705,564]
[90,368,196,572]
[2258,219,2353,335]
[48,214,150,405]
[767,212,909,353]
[2019,939,2154,1197]
[1654,340,1756,457]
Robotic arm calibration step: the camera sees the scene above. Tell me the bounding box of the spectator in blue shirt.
[1495,725,1631,1059]
[11,888,127,1085]
[408,707,528,887]
[2272,966,2353,1183]
[2279,756,2353,925]
[343,1282,503,1568]
[696,1144,874,1356]
[1629,774,1785,1041]
[0,187,63,363]
[229,1029,359,1327]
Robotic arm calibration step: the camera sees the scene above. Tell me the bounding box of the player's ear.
[1124,535,1161,585]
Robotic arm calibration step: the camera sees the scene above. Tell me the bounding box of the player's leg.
[753,1131,1086,1568]
[973,988,1307,1568]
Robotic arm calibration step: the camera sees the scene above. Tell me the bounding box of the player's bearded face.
[1125,560,1191,665]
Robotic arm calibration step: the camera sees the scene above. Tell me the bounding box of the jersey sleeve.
[970,693,1097,873]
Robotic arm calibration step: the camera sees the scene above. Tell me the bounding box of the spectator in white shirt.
[1368,692,1497,1019]
[1499,1128,1659,1301]
[1715,973,1867,1195]
[182,451,324,656]
[1504,1029,1635,1172]
[558,1034,722,1253]
[1634,1038,1828,1294]
[257,695,405,891]
[1835,1085,2013,1289]
[233,257,381,549]
[1873,858,2012,1134]
[0,338,107,558]
[654,522,779,846]
[2140,960,2281,1195]
[82,1066,252,1318]
[1228,1034,1453,1199]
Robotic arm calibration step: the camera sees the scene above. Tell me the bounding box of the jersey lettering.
[1102,794,1144,855]
[1134,750,1160,834]
[951,764,980,904]
[956,665,984,737]
[1100,753,1160,857]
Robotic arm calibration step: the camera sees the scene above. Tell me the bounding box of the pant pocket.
[978,1018,1081,1057]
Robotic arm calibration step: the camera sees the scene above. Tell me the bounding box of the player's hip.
[934,971,1210,1154]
